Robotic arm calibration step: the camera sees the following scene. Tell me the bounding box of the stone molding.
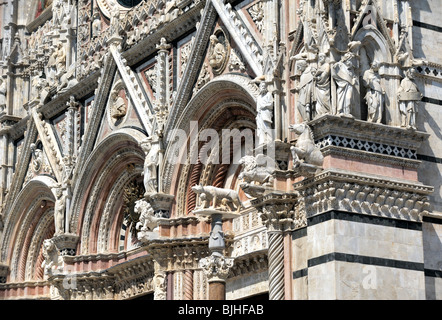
[309,114,429,153]
[229,250,268,279]
[294,169,433,222]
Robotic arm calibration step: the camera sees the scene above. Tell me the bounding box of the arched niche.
[353,25,394,123]
[164,76,258,217]
[0,176,57,282]
[69,128,146,255]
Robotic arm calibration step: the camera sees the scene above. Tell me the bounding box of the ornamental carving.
[208,29,230,75]
[294,171,433,221]
[199,252,234,283]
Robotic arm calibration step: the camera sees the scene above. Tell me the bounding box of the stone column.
[184,269,194,300]
[197,212,235,300]
[251,192,298,300]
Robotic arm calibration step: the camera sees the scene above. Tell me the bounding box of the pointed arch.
[162,75,259,217]
[69,128,146,255]
[0,176,57,282]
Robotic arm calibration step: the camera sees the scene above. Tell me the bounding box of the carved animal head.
[191,185,204,194]
[289,123,307,135]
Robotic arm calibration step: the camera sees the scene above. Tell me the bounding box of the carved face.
[43,239,54,251]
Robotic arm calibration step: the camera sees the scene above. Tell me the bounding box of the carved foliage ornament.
[199,252,234,283]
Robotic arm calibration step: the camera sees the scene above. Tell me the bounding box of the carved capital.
[251,192,300,233]
[199,252,234,283]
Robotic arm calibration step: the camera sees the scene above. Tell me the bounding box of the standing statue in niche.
[362,61,384,123]
[314,53,331,118]
[53,185,66,236]
[140,138,159,196]
[255,80,274,146]
[332,52,358,117]
[296,60,316,121]
[92,12,101,38]
[398,68,422,130]
[0,78,6,113]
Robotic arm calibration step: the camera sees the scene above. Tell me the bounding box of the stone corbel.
[52,233,80,257]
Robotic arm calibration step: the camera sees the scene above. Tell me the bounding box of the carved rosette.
[199,252,234,283]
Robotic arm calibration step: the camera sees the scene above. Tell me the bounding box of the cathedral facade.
[0,0,440,300]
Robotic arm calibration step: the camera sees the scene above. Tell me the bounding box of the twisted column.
[251,192,298,300]
[267,231,285,300]
[184,270,194,300]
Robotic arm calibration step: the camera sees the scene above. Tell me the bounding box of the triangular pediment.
[94,70,147,148]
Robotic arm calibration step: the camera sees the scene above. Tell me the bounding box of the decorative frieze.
[294,170,433,222]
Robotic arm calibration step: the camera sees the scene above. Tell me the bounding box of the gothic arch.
[0,176,57,282]
[163,76,258,217]
[69,128,146,255]
[353,25,393,66]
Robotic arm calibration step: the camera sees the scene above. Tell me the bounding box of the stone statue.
[153,271,167,300]
[53,186,65,235]
[0,78,6,113]
[110,91,127,120]
[134,199,159,238]
[289,122,324,170]
[30,143,43,173]
[92,12,101,38]
[296,60,316,121]
[362,61,384,123]
[192,185,243,213]
[398,68,422,130]
[140,138,158,196]
[41,239,60,276]
[238,154,275,186]
[332,52,358,117]
[314,53,331,118]
[54,42,66,77]
[208,34,227,73]
[255,81,274,146]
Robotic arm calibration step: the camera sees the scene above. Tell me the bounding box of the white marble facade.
[0,0,440,301]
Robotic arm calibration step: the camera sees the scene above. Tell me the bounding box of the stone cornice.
[37,71,100,120]
[294,169,434,195]
[309,114,429,152]
[294,169,434,222]
[0,114,26,140]
[229,249,268,279]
